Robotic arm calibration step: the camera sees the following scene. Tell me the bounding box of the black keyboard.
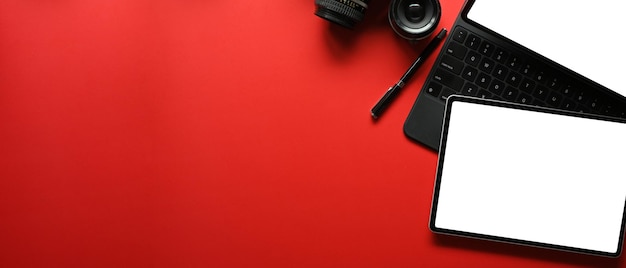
[424,26,626,118]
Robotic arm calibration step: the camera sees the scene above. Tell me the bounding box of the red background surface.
[0,0,623,267]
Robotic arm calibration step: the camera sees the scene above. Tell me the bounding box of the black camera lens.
[315,0,370,29]
[389,0,441,40]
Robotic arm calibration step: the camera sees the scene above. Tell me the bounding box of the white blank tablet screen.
[434,100,626,254]
[466,0,626,97]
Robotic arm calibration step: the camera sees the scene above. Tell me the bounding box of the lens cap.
[389,0,441,40]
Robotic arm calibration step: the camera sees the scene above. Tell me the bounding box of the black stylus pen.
[371,28,447,119]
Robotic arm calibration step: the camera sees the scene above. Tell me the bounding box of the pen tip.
[437,28,447,38]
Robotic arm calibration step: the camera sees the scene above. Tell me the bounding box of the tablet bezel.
[429,95,626,257]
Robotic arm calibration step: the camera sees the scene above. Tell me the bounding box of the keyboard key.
[516,93,533,104]
[617,108,626,118]
[574,91,589,103]
[440,55,464,75]
[477,89,493,99]
[478,58,495,73]
[479,41,494,57]
[493,48,508,63]
[465,51,481,67]
[561,98,576,110]
[506,54,522,70]
[476,73,491,89]
[533,86,549,101]
[462,83,479,96]
[506,72,522,87]
[446,42,468,60]
[534,71,546,84]
[489,80,505,96]
[424,82,442,98]
[589,97,603,111]
[574,104,590,113]
[465,34,481,50]
[433,69,464,91]
[520,62,536,77]
[546,92,562,107]
[492,64,508,81]
[519,78,535,93]
[453,27,468,43]
[503,86,519,101]
[548,76,562,90]
[602,102,615,116]
[560,84,576,97]
[462,66,478,82]
[534,100,547,107]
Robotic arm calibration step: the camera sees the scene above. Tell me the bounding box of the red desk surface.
[0,1,622,267]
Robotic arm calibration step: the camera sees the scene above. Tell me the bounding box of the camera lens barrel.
[389,0,441,40]
[315,0,370,29]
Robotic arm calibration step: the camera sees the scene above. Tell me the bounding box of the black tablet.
[430,95,626,257]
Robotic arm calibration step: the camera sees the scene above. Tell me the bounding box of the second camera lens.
[389,0,441,40]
